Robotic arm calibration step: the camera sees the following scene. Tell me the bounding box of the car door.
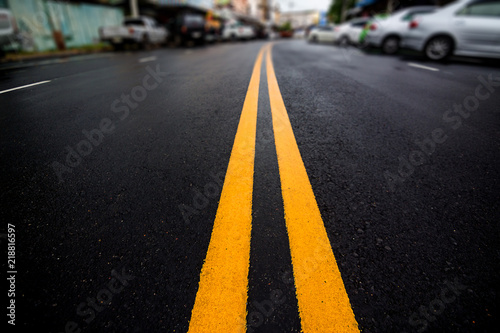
[145,18,159,43]
[152,19,162,43]
[143,18,154,42]
[151,20,165,42]
[320,26,335,42]
[316,27,326,41]
[453,0,500,55]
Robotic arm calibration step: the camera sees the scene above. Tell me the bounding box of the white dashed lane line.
[138,56,157,63]
[0,80,51,95]
[408,62,440,72]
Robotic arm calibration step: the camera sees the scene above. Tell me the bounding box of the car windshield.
[402,9,435,21]
[124,19,145,26]
[350,19,369,27]
[185,15,204,26]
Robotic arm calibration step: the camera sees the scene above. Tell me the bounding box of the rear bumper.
[180,30,205,41]
[100,36,139,44]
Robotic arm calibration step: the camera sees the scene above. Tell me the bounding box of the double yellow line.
[188,43,359,333]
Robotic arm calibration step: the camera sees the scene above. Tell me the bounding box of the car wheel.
[173,34,182,47]
[141,35,151,50]
[311,35,318,43]
[111,43,124,51]
[382,36,400,55]
[424,36,453,61]
[338,35,349,47]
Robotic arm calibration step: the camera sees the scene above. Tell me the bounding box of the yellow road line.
[266,44,359,332]
[188,44,269,332]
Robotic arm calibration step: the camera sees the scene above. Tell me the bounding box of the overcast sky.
[277,0,334,12]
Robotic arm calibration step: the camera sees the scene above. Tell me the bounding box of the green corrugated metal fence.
[7,0,124,51]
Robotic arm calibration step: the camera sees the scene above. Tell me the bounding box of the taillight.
[128,27,134,34]
[409,20,419,29]
[181,25,187,33]
[370,23,377,31]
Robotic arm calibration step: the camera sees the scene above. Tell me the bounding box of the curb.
[0,49,112,64]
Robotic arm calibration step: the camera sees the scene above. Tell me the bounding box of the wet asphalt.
[1,39,499,332]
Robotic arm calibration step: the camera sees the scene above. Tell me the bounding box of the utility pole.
[43,0,65,50]
[386,0,395,13]
[340,0,348,22]
[130,0,139,18]
[262,0,270,21]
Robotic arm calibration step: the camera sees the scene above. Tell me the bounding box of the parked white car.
[99,16,168,50]
[333,18,371,45]
[308,25,336,43]
[365,6,436,54]
[401,0,500,60]
[222,21,255,41]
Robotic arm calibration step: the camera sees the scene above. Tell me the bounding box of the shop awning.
[355,0,379,8]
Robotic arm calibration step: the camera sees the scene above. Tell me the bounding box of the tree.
[328,0,357,24]
[279,21,292,32]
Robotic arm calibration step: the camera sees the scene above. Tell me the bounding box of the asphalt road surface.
[1,40,499,333]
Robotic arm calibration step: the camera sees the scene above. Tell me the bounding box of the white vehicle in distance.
[401,0,500,61]
[294,28,306,38]
[365,6,436,54]
[308,25,336,43]
[334,17,371,45]
[99,16,168,50]
[222,20,255,41]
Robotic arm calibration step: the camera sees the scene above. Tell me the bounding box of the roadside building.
[279,9,320,29]
[214,0,277,36]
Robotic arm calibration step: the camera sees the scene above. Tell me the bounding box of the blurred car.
[305,24,317,37]
[100,16,167,50]
[401,0,500,61]
[167,13,206,46]
[365,6,436,54]
[333,18,371,45]
[307,25,336,43]
[222,21,255,41]
[0,8,19,56]
[359,14,390,45]
[255,27,270,39]
[294,28,306,38]
[280,30,294,38]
